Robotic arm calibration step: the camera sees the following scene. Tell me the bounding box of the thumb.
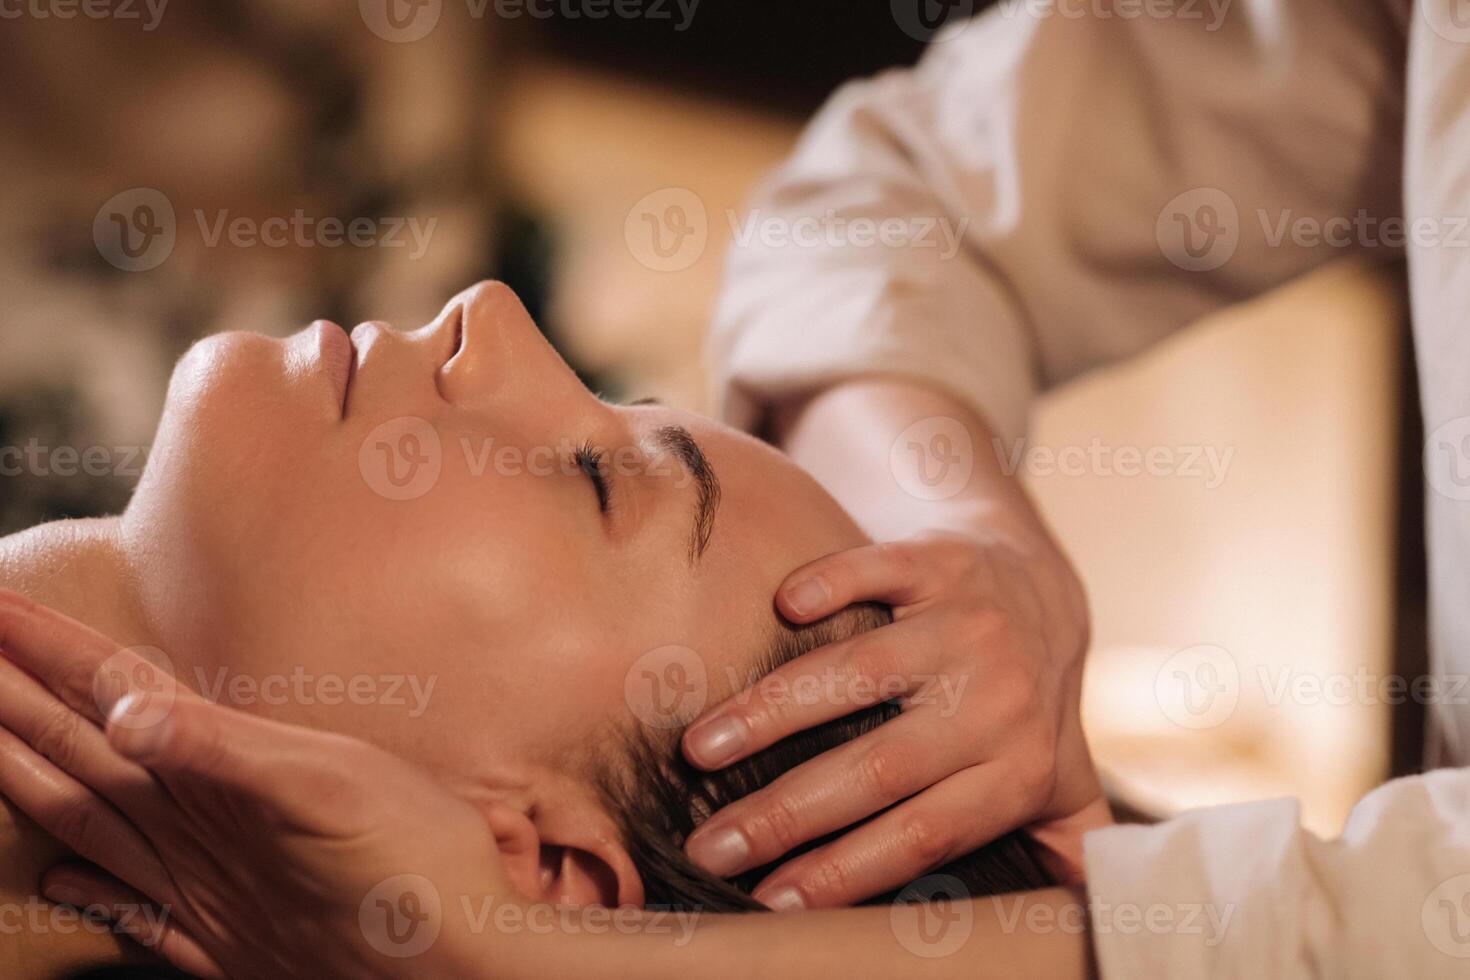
[105,691,364,824]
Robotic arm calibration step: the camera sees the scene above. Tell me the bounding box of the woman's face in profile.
[119,282,866,785]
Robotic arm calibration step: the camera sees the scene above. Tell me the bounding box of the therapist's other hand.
[680,530,1107,908]
[0,590,512,980]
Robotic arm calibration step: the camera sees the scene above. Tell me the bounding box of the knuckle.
[173,704,225,770]
[747,680,803,729]
[814,561,856,601]
[899,811,957,871]
[796,856,857,902]
[857,742,919,801]
[845,636,898,685]
[749,792,810,856]
[1015,759,1056,809]
[875,541,920,581]
[31,706,83,770]
[59,660,101,710]
[999,670,1041,721]
[51,799,104,850]
[934,536,975,573]
[958,606,1011,645]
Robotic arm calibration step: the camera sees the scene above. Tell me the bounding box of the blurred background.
[0,2,1424,836]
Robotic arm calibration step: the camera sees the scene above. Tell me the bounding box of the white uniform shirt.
[708,1,1470,973]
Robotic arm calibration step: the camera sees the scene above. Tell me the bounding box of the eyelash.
[573,441,612,513]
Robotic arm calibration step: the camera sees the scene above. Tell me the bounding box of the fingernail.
[44,885,87,908]
[685,716,747,768]
[686,826,751,877]
[784,577,829,618]
[108,695,171,759]
[755,885,806,911]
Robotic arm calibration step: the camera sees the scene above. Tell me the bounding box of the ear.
[480,800,645,909]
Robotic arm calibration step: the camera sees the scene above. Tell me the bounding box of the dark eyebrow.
[652,424,721,564]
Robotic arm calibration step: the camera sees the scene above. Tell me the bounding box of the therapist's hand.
[0,590,514,980]
[681,530,1109,908]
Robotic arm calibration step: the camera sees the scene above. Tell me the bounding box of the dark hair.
[598,603,1054,911]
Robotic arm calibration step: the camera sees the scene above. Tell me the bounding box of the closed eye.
[574,442,612,513]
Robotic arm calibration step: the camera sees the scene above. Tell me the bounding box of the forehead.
[627,405,868,587]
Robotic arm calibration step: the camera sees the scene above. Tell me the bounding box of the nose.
[436,281,589,413]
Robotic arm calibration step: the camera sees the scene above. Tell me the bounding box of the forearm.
[469,888,1096,980]
[774,378,1053,546]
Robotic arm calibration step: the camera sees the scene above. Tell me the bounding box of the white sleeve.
[1082,767,1470,978]
[707,0,1406,444]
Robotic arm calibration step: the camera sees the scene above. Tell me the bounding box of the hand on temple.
[681,529,1111,908]
[0,590,515,980]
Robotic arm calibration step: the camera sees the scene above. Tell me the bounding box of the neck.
[0,516,161,652]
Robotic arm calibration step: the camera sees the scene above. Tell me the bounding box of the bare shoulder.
[0,520,147,975]
[0,518,132,635]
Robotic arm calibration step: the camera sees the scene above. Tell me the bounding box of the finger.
[42,864,224,980]
[776,541,946,623]
[0,588,134,723]
[748,765,1029,910]
[0,657,159,807]
[685,709,980,878]
[0,725,178,905]
[683,621,927,770]
[106,693,370,829]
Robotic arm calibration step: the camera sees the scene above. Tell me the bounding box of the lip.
[440,303,466,372]
[313,321,356,416]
